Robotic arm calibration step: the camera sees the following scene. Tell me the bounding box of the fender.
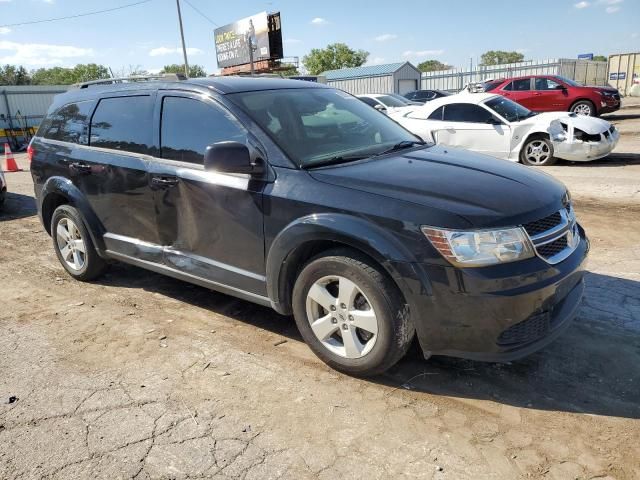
[266,213,432,315]
[40,176,107,254]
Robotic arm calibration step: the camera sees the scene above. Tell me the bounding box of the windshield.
[375,95,410,107]
[554,75,582,87]
[229,88,421,168]
[482,80,503,92]
[485,96,536,122]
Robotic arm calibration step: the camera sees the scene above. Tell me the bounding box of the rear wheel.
[292,249,414,377]
[570,100,595,117]
[520,135,557,166]
[51,205,108,281]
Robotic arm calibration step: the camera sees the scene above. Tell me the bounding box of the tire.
[519,135,557,166]
[570,100,595,117]
[51,205,108,281]
[292,248,415,377]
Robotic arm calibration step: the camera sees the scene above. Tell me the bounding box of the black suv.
[30,76,588,376]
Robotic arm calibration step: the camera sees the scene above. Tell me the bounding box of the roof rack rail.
[73,73,187,89]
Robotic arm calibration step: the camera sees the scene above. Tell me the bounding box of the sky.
[0,0,639,74]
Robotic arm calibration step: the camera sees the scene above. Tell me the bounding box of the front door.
[149,92,267,295]
[530,77,569,111]
[433,103,511,159]
[501,78,536,110]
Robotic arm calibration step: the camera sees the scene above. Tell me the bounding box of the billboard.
[214,12,283,69]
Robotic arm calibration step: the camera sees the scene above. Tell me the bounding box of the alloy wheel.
[572,103,592,116]
[305,275,378,359]
[55,217,87,271]
[524,140,551,165]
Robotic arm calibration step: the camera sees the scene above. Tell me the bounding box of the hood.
[518,111,611,134]
[308,145,567,228]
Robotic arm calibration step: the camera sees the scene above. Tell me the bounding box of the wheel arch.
[569,98,596,114]
[40,176,107,254]
[266,213,424,315]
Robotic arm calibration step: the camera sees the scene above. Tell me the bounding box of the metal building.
[0,85,69,149]
[607,52,640,96]
[322,62,421,95]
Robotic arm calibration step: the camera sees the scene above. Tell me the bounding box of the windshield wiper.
[305,153,372,169]
[372,140,426,157]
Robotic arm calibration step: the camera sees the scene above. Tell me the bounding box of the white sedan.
[389,93,619,166]
[356,94,416,115]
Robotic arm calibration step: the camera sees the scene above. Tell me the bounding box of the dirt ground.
[1,99,639,480]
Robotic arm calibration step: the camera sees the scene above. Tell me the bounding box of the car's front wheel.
[51,205,108,281]
[570,100,595,116]
[520,135,557,166]
[292,249,414,377]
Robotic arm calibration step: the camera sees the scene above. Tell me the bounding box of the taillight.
[27,144,34,163]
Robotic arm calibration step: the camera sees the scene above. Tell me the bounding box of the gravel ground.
[1,99,639,479]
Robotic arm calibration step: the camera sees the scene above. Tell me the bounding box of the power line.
[182,0,219,27]
[0,0,154,28]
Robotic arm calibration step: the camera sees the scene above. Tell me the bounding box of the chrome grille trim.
[522,203,580,265]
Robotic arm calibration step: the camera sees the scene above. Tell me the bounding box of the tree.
[31,63,110,85]
[592,55,607,62]
[160,64,207,78]
[277,65,300,77]
[417,59,452,72]
[0,65,31,85]
[480,51,525,66]
[302,43,369,75]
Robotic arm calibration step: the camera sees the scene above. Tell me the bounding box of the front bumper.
[598,98,620,114]
[395,230,589,362]
[553,129,619,161]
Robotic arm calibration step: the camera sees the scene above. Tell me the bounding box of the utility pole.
[175,0,189,78]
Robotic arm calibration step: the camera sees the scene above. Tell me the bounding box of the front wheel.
[520,136,557,166]
[292,249,414,377]
[570,100,595,117]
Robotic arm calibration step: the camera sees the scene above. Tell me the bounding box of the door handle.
[151,176,179,188]
[69,162,92,174]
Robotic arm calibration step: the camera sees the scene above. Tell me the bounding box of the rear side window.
[428,106,444,120]
[510,79,531,91]
[41,101,93,145]
[90,96,153,155]
[160,96,246,164]
[443,103,493,123]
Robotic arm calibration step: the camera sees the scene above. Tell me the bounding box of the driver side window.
[535,78,561,90]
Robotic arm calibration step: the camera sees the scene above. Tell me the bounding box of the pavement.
[0,100,639,479]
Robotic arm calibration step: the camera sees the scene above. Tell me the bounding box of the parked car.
[386,93,422,106]
[30,76,588,376]
[389,92,619,166]
[0,169,6,209]
[356,93,415,114]
[482,75,621,117]
[403,89,452,103]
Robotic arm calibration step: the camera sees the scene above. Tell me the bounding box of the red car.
[483,75,620,117]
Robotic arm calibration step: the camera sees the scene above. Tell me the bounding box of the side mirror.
[203,141,264,175]
[555,85,567,91]
[374,104,387,112]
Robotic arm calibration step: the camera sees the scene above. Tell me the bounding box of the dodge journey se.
[30,75,588,376]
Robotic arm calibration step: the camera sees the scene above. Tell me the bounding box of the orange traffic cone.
[3,143,21,172]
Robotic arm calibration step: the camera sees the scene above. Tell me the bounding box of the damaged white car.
[389,93,619,166]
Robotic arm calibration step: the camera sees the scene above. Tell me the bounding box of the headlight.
[422,226,535,267]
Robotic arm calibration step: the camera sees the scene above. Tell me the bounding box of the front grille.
[537,235,568,258]
[497,312,550,346]
[523,212,562,237]
[521,203,579,264]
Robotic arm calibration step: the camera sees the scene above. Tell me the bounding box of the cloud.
[0,27,10,35]
[515,48,530,54]
[310,17,327,25]
[605,5,620,12]
[632,32,638,38]
[402,49,444,58]
[375,34,397,42]
[598,0,622,4]
[149,46,203,57]
[574,1,590,7]
[284,38,301,45]
[0,40,93,65]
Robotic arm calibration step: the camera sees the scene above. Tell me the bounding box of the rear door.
[149,92,267,295]
[81,93,162,259]
[433,103,511,159]
[530,77,569,111]
[500,78,535,109]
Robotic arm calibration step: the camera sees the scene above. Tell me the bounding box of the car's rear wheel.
[292,248,414,377]
[51,205,108,281]
[570,100,595,116]
[520,135,557,166]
